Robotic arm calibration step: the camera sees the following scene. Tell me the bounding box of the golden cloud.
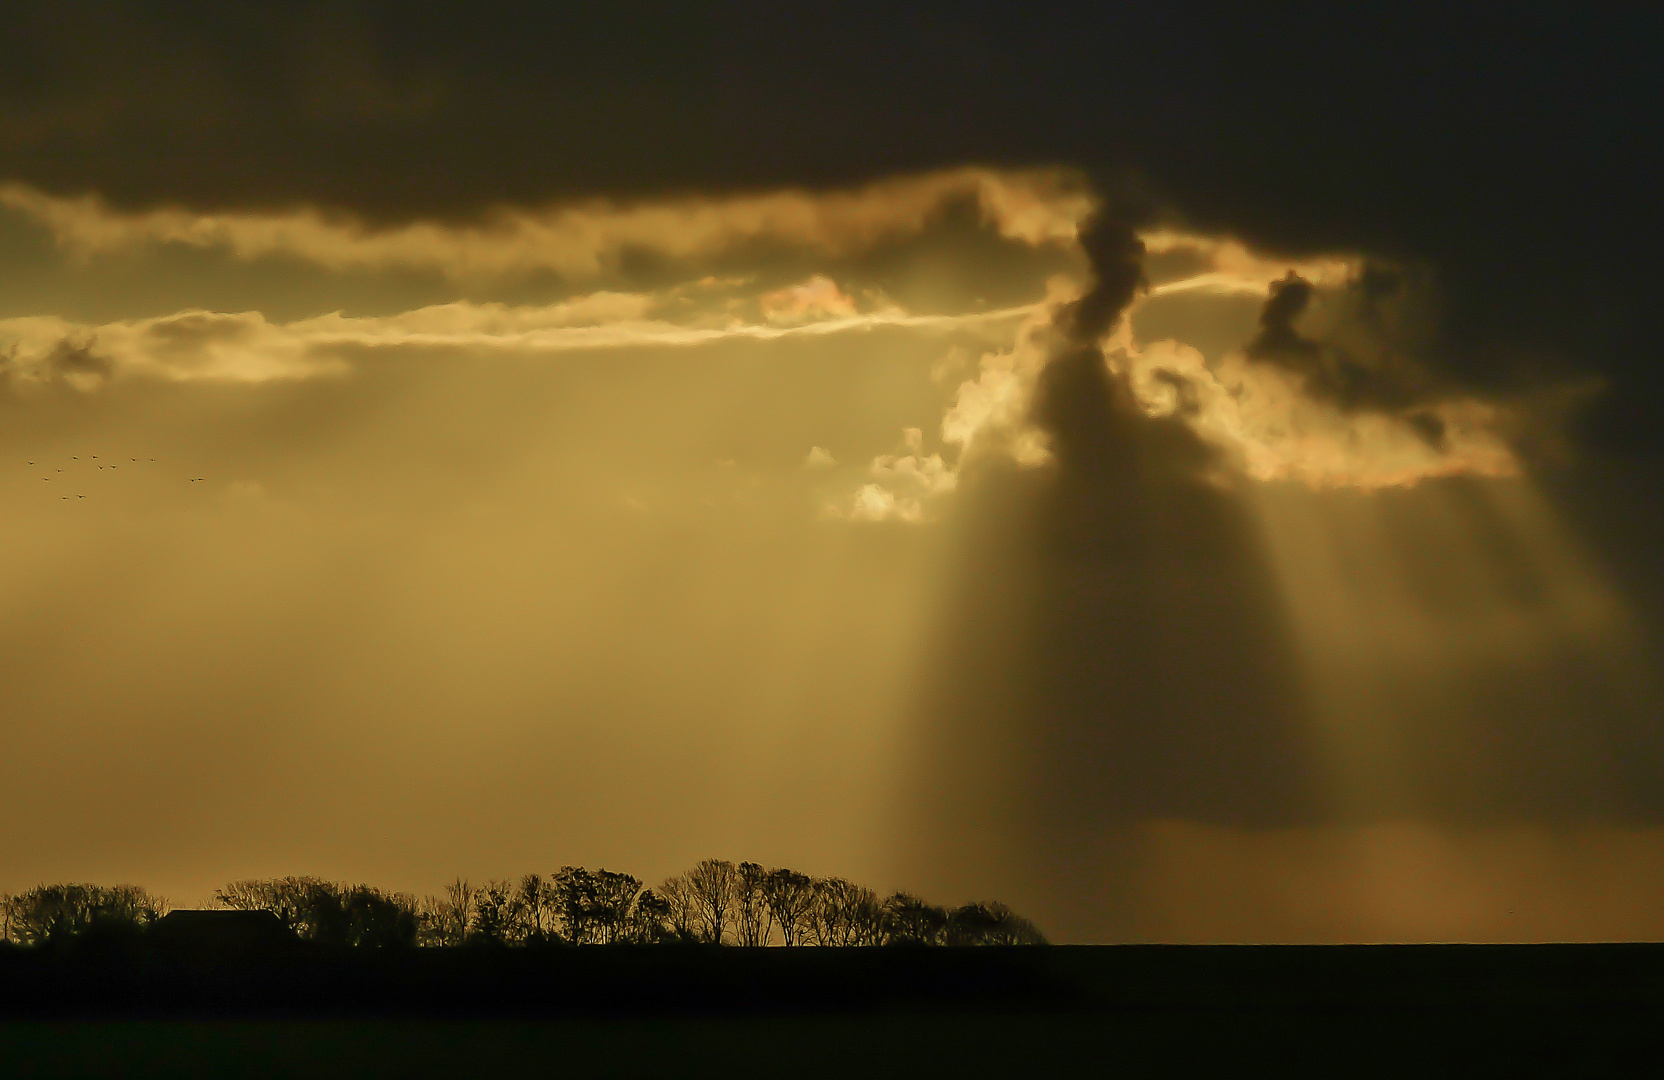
[1123,339,1519,489]
[0,172,1527,502]
[760,275,864,325]
[0,166,1094,279]
[0,294,1037,386]
[841,248,1522,518]
[1142,230,1360,297]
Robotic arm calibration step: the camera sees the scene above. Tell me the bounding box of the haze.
[4,6,1663,944]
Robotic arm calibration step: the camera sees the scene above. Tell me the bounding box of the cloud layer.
[0,167,1092,280]
[2,167,1541,518]
[0,291,1035,386]
[836,215,1527,521]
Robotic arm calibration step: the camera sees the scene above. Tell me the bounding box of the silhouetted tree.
[734,861,771,946]
[808,878,884,946]
[881,892,948,945]
[628,887,677,943]
[13,867,1047,951]
[673,859,737,944]
[516,873,551,943]
[804,878,839,945]
[222,878,326,939]
[656,874,702,942]
[761,868,815,946]
[418,878,476,946]
[943,901,1047,946]
[341,886,420,947]
[444,877,477,942]
[4,884,166,945]
[847,890,886,945]
[591,869,643,944]
[552,866,601,944]
[309,886,353,945]
[215,878,416,946]
[468,879,519,945]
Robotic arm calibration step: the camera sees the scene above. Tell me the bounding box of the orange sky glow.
[3,167,1661,943]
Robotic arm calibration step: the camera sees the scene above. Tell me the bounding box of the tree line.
[1,860,1044,948]
[0,884,166,947]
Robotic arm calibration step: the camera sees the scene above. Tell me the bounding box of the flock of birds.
[21,455,205,499]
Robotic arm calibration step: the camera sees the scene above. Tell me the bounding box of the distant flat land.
[2,944,1660,1075]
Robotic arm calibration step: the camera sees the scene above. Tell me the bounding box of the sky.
[3,3,1664,942]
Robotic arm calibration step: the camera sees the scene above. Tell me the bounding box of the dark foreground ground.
[3,943,1662,1076]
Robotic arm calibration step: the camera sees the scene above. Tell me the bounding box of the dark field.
[2,944,1661,1076]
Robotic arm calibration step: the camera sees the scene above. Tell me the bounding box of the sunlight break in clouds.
[0,157,1649,947]
[833,428,958,524]
[841,237,1524,521]
[1122,340,1519,489]
[1142,230,1358,297]
[0,294,1036,386]
[0,165,1526,509]
[760,275,866,325]
[0,166,1094,279]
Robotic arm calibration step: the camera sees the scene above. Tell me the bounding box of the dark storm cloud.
[1035,215,1220,490]
[902,216,1664,940]
[1031,217,1316,823]
[901,214,1322,937]
[5,3,1658,454]
[1247,273,1319,363]
[1245,270,1444,429]
[5,4,1657,452]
